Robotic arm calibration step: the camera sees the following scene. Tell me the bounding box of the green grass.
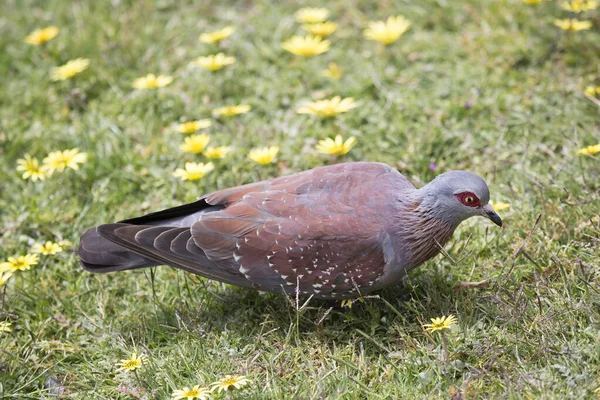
[1,0,599,398]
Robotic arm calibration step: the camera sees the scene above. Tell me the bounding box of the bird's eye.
[455,192,481,208]
[465,196,474,203]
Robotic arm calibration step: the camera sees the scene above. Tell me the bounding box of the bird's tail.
[79,227,159,272]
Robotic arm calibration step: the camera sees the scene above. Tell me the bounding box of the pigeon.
[79,162,502,299]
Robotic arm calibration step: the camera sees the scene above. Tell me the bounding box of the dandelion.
[172,385,211,400]
[51,58,90,81]
[203,146,231,159]
[132,73,173,89]
[32,241,64,255]
[282,35,330,57]
[363,16,411,45]
[0,322,12,333]
[193,53,236,71]
[576,144,600,155]
[553,18,593,31]
[199,26,235,43]
[180,134,211,154]
[0,271,13,288]
[302,22,338,37]
[248,146,279,165]
[16,154,46,181]
[584,85,599,97]
[316,135,357,156]
[0,254,39,272]
[173,162,215,181]
[176,119,212,134]
[295,8,329,23]
[297,96,357,118]
[210,375,250,393]
[42,148,88,175]
[560,0,598,12]
[25,26,59,45]
[423,314,457,333]
[322,62,342,79]
[116,352,147,372]
[489,201,510,212]
[213,104,251,117]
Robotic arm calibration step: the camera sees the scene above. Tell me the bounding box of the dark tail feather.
[79,227,159,273]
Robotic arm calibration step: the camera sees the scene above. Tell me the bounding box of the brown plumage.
[79,162,502,299]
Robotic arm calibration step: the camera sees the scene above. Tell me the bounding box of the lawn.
[1,0,599,398]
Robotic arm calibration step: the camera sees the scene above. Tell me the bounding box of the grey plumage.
[79,162,502,299]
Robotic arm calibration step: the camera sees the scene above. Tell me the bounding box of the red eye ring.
[455,192,481,208]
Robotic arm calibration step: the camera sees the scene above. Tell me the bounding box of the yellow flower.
[213,104,251,117]
[180,134,211,154]
[576,143,600,155]
[316,135,357,156]
[203,146,231,159]
[297,96,357,118]
[32,241,64,255]
[0,322,12,333]
[172,385,211,400]
[199,26,235,43]
[116,352,147,372]
[176,119,212,134]
[51,58,90,81]
[522,0,543,3]
[173,162,215,181]
[42,148,88,175]
[364,15,411,45]
[25,26,59,45]
[322,62,343,79]
[560,0,598,12]
[193,53,236,71]
[248,146,279,165]
[0,271,13,288]
[0,254,39,272]
[423,314,457,333]
[210,375,250,393]
[553,18,593,31]
[16,154,46,181]
[132,73,174,89]
[584,85,599,97]
[295,8,329,23]
[489,201,510,212]
[282,35,330,57]
[302,22,338,37]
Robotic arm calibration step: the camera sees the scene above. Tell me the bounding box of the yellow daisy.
[302,22,338,37]
[248,146,279,165]
[180,134,211,154]
[16,154,47,181]
[489,201,510,212]
[576,144,600,155]
[25,26,59,45]
[193,53,236,71]
[0,322,12,333]
[316,135,357,156]
[51,58,90,81]
[0,254,39,272]
[172,385,211,400]
[132,73,173,89]
[0,271,13,288]
[364,15,411,45]
[116,352,147,372]
[212,104,251,117]
[584,85,599,97]
[176,119,212,134]
[322,62,343,79]
[210,375,250,393]
[423,314,457,333]
[199,26,235,43]
[295,8,329,23]
[203,146,231,159]
[42,148,88,175]
[282,35,330,57]
[32,241,64,255]
[522,0,543,3]
[560,0,598,12]
[173,162,215,181]
[297,96,357,118]
[553,18,593,31]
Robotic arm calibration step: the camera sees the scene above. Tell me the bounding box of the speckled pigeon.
[79,162,502,299]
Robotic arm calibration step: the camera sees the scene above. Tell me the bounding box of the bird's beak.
[481,204,503,227]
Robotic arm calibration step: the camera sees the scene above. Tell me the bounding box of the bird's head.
[420,170,502,227]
